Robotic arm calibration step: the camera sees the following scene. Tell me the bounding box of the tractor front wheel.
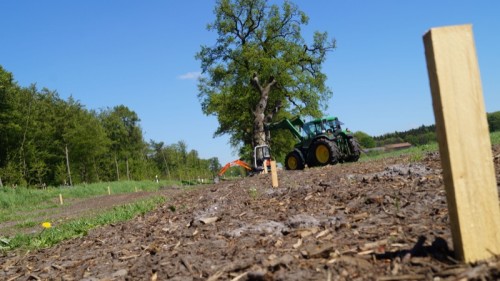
[309,139,339,167]
[285,150,305,170]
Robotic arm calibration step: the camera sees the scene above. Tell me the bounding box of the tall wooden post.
[423,24,500,262]
[114,154,120,181]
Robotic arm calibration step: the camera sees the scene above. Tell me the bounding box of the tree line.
[0,66,221,187]
[372,124,437,147]
[354,111,500,149]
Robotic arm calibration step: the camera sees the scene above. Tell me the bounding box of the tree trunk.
[251,74,277,147]
[126,157,130,181]
[114,154,120,181]
[19,96,33,181]
[0,177,3,188]
[65,144,73,186]
[161,151,171,180]
[93,158,100,182]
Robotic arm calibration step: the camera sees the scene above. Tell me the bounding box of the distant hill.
[373,110,500,146]
[373,124,436,147]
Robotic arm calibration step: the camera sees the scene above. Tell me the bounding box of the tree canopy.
[197,0,335,160]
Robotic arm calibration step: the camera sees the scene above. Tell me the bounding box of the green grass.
[361,131,500,162]
[360,142,438,162]
[0,180,171,223]
[0,196,165,251]
[248,187,259,199]
[14,220,38,229]
[491,131,500,145]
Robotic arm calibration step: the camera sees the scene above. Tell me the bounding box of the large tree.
[197,0,335,159]
[100,105,145,181]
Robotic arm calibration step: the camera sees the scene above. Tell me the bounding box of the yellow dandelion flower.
[41,222,52,229]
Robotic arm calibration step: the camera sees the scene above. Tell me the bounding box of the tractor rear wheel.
[309,139,339,167]
[346,138,361,162]
[285,150,305,170]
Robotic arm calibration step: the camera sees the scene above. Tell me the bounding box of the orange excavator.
[216,145,271,180]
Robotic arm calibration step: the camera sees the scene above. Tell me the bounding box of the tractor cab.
[301,116,343,138]
[323,117,344,134]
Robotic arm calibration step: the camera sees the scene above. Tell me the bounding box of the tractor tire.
[309,139,340,167]
[346,138,361,162]
[285,150,305,170]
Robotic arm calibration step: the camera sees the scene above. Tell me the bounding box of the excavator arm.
[217,159,252,177]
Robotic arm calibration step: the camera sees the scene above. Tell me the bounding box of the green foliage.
[147,140,220,181]
[0,66,219,187]
[266,126,298,163]
[374,124,436,146]
[197,0,335,160]
[208,157,222,176]
[354,131,376,148]
[487,111,500,132]
[373,112,500,147]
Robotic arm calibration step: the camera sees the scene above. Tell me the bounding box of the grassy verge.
[491,131,500,145]
[360,142,438,162]
[0,196,165,251]
[361,131,500,162]
[0,180,171,224]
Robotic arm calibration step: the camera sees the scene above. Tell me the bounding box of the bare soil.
[1,146,500,280]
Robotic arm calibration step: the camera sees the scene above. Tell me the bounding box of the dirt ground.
[1,146,500,281]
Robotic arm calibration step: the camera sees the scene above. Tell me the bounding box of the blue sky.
[1,1,499,165]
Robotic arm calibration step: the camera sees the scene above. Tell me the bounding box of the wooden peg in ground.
[270,160,279,188]
[423,24,500,262]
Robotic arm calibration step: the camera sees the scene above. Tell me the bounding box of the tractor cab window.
[303,120,333,137]
[310,122,323,135]
[302,123,314,138]
[326,119,343,132]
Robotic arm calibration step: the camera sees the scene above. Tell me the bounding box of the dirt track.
[1,146,500,280]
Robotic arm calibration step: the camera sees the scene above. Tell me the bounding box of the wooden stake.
[423,24,500,262]
[270,161,279,188]
[59,194,64,205]
[107,186,111,195]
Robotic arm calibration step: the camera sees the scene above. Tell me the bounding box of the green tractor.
[266,116,361,170]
